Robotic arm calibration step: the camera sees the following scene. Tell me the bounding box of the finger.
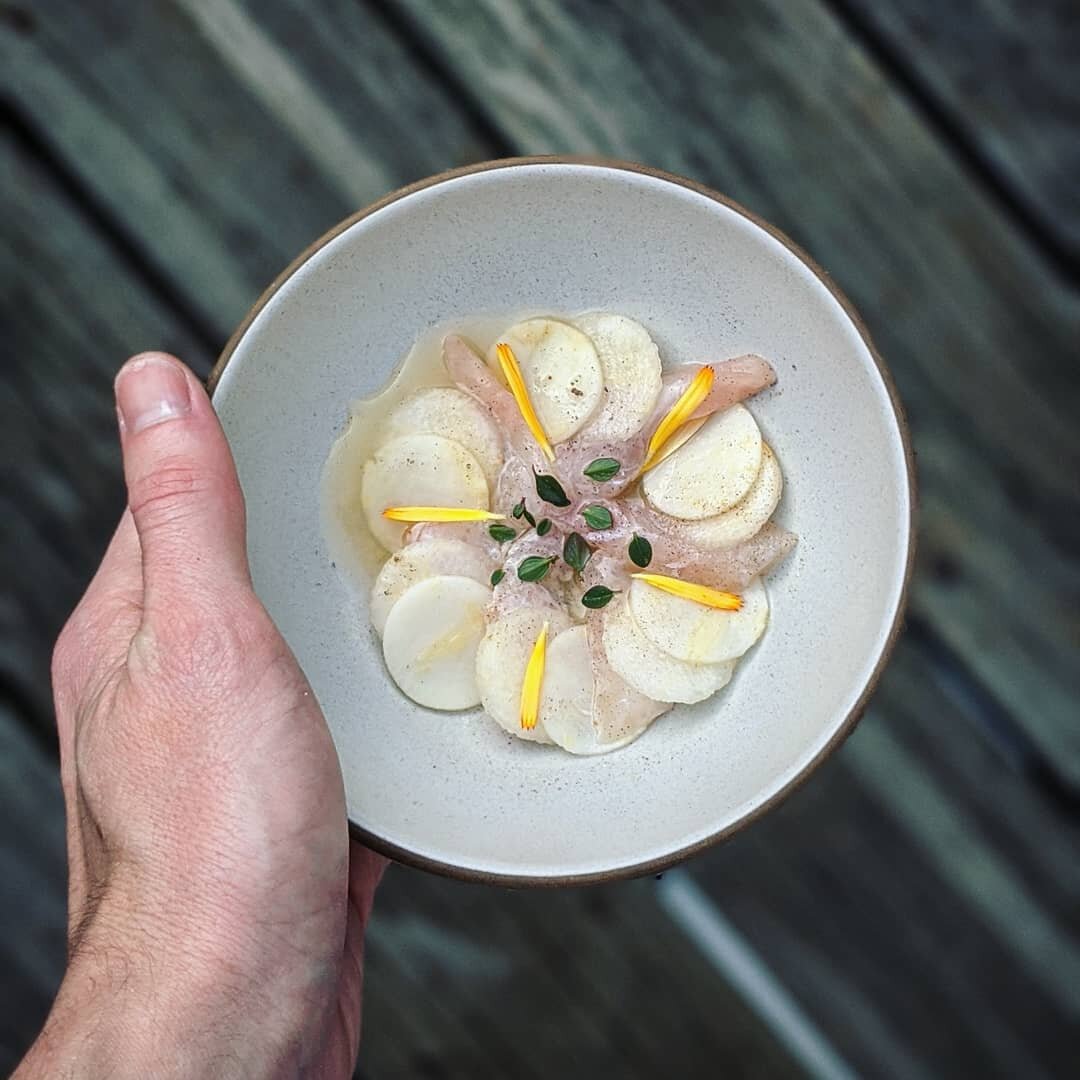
[114,352,250,616]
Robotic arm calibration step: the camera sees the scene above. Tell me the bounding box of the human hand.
[18,353,385,1079]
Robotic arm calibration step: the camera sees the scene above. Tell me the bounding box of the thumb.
[115,352,250,613]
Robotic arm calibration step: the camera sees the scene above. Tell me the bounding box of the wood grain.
[840,0,1080,268]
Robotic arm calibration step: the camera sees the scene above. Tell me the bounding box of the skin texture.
[15,353,385,1080]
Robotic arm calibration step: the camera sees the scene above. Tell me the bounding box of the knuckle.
[150,592,276,693]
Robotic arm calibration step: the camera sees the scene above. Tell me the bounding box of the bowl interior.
[213,162,912,883]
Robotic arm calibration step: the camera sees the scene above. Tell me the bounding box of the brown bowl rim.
[209,156,917,888]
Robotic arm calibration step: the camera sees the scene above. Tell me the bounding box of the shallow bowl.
[211,159,914,885]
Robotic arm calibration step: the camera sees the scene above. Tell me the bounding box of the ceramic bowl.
[210,159,914,885]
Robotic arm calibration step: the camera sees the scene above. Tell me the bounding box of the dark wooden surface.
[2,1,1078,1077]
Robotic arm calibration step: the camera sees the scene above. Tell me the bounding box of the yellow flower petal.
[520,620,549,731]
[496,342,556,462]
[382,506,504,523]
[641,365,715,472]
[631,572,742,611]
[645,414,707,470]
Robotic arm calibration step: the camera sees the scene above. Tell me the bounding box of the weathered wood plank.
[0,0,491,342]
[390,0,1080,783]
[0,702,66,1076]
[367,868,804,1079]
[841,0,1080,266]
[682,630,1080,1079]
[0,132,210,728]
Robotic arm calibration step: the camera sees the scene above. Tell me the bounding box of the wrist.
[18,926,306,1080]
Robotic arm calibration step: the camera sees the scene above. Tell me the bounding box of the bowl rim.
[209,156,917,887]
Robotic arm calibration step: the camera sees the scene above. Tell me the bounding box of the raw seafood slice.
[487,318,603,443]
[642,404,763,520]
[381,575,491,710]
[541,625,667,755]
[361,433,489,551]
[602,596,736,704]
[370,538,496,634]
[475,606,573,743]
[380,387,504,486]
[628,575,769,663]
[661,443,782,550]
[574,313,662,442]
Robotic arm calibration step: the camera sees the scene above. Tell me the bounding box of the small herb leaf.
[536,518,552,536]
[581,585,617,609]
[582,504,613,530]
[522,507,537,527]
[512,499,526,519]
[534,471,571,507]
[518,555,556,582]
[562,532,592,574]
[628,533,653,568]
[489,523,517,543]
[583,457,621,482]
[490,569,506,586]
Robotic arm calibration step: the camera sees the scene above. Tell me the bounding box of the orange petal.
[496,342,556,462]
[641,366,715,472]
[630,572,742,611]
[382,507,504,523]
[520,621,549,731]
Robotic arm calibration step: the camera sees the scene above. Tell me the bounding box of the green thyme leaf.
[488,523,517,543]
[534,471,571,507]
[628,533,653,568]
[581,585,617,609]
[512,498,536,527]
[583,457,620,482]
[582,504,613,530]
[536,518,552,536]
[490,569,506,586]
[517,555,556,582]
[562,532,592,574]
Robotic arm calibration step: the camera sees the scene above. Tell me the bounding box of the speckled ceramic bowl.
[210,159,914,885]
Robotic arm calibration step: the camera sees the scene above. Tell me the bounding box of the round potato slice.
[475,606,572,743]
[382,575,491,710]
[628,576,769,664]
[642,404,762,520]
[602,596,736,704]
[370,538,495,635]
[380,387,504,487]
[663,444,782,550]
[488,318,603,443]
[574,313,662,442]
[361,433,489,551]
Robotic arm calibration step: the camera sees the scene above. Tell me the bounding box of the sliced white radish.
[602,596,736,704]
[628,576,769,663]
[380,387,504,487]
[487,318,603,443]
[381,575,491,710]
[538,626,653,755]
[475,606,572,743]
[361,433,489,551]
[641,404,762,520]
[663,443,782,550]
[370,538,495,635]
[534,626,596,752]
[573,313,662,442]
